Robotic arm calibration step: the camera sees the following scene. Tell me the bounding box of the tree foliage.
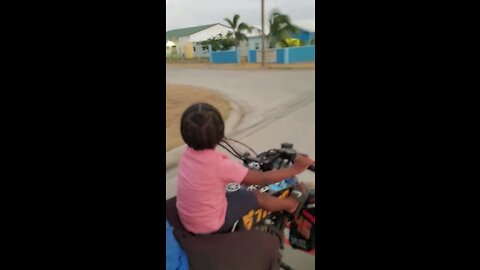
[224,14,253,47]
[267,10,300,48]
[200,34,235,51]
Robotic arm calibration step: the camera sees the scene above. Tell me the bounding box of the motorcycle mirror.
[281,142,293,149]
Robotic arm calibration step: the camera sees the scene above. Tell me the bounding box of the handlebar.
[222,139,314,174]
[308,163,315,172]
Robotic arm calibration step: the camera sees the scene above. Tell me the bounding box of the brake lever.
[291,151,315,173]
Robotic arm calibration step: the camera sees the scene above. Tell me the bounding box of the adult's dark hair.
[180,102,225,150]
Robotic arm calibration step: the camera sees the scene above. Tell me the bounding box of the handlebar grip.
[308,163,315,172]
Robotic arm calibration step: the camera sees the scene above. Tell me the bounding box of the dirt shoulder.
[166,62,315,71]
[166,84,231,152]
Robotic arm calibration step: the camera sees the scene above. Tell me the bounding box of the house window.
[255,42,259,50]
[202,46,208,51]
[193,47,196,51]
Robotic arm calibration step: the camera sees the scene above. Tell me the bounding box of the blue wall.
[287,46,315,63]
[210,50,239,64]
[248,50,256,63]
[276,49,285,64]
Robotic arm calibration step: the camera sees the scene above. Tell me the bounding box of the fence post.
[208,45,213,63]
[284,48,289,64]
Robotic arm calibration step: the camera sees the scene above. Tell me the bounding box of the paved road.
[166,67,316,269]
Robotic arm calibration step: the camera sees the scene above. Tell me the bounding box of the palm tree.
[224,14,253,48]
[267,10,300,48]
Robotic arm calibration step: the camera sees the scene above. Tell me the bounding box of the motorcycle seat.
[166,197,283,270]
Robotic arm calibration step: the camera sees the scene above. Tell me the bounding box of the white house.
[166,23,232,58]
[166,40,176,57]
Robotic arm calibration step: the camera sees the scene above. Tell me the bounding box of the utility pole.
[261,0,265,67]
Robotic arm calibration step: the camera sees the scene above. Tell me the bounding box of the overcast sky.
[166,0,315,31]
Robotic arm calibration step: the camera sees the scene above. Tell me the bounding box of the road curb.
[166,99,242,170]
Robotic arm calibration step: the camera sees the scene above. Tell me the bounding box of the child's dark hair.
[180,102,225,150]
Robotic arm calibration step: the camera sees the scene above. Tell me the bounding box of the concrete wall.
[249,49,276,63]
[238,40,249,58]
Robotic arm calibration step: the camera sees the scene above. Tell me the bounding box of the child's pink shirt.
[176,147,248,234]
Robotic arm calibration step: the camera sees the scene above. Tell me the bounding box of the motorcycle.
[166,139,316,270]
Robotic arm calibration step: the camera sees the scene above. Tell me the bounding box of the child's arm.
[241,155,314,186]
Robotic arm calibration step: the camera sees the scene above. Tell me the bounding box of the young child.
[176,102,314,234]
